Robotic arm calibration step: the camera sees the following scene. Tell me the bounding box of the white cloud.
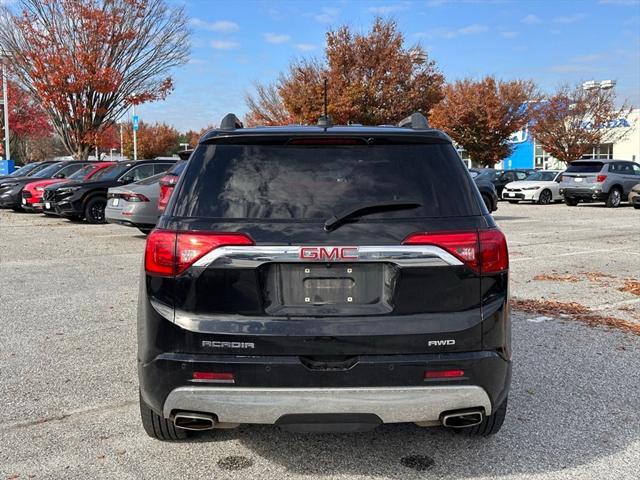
[263,33,291,44]
[522,14,542,24]
[211,40,240,50]
[190,19,240,33]
[458,23,489,34]
[549,64,591,73]
[295,43,318,52]
[368,3,410,14]
[501,31,519,38]
[312,7,340,23]
[572,53,602,62]
[553,13,586,24]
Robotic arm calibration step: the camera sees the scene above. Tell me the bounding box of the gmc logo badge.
[299,247,359,261]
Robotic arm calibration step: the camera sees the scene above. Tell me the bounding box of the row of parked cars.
[0,151,191,232]
[470,159,640,209]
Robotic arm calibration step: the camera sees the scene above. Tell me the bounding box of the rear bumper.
[560,188,606,201]
[163,385,492,424]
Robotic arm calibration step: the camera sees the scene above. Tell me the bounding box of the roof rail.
[397,112,429,129]
[220,113,243,130]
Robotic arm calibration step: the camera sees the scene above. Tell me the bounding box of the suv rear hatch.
[562,161,605,185]
[149,138,505,357]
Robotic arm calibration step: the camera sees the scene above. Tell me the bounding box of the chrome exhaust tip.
[441,409,484,428]
[173,412,216,431]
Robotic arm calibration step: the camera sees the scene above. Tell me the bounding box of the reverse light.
[403,229,508,274]
[596,174,607,183]
[145,230,254,276]
[425,370,465,379]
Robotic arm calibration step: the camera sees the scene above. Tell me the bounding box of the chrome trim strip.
[193,245,463,268]
[163,386,491,424]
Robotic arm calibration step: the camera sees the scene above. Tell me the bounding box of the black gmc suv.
[138,113,511,440]
[43,159,175,223]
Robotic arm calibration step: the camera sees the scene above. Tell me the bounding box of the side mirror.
[120,175,134,183]
[54,173,66,179]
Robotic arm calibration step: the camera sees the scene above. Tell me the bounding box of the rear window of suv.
[172,142,481,219]
[565,162,604,173]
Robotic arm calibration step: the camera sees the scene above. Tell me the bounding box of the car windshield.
[475,170,497,180]
[32,162,64,178]
[566,162,604,173]
[9,163,40,177]
[526,171,558,181]
[174,143,481,219]
[90,164,131,180]
[67,164,95,180]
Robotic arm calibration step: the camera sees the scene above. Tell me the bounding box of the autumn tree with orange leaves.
[122,121,179,159]
[246,18,445,126]
[0,0,189,160]
[430,77,538,167]
[529,83,631,163]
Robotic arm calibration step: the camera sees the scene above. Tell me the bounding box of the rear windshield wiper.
[324,200,423,231]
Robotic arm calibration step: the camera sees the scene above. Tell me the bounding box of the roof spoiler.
[397,112,429,129]
[220,113,243,130]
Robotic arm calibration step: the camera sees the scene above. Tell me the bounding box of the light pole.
[132,105,138,161]
[1,53,9,161]
[179,143,189,151]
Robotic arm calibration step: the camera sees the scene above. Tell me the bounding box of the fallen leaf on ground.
[619,280,640,297]
[512,298,640,336]
[533,273,580,283]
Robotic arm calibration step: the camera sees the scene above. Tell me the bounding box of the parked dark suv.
[138,113,511,440]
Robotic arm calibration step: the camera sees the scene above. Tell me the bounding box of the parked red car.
[21,162,114,212]
[158,150,192,212]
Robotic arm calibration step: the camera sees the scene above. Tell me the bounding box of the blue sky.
[138,0,640,132]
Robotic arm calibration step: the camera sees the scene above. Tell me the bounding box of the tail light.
[403,229,508,274]
[145,230,254,276]
[425,369,465,379]
[192,372,235,383]
[122,193,149,202]
[158,173,179,212]
[596,174,607,183]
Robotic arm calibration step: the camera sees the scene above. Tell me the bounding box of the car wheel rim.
[541,191,550,204]
[92,202,105,221]
[612,191,620,206]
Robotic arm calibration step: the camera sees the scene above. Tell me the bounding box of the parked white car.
[502,170,564,204]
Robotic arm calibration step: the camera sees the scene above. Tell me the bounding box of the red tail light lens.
[145,230,254,276]
[402,229,508,274]
[425,369,465,379]
[158,174,178,212]
[192,372,235,383]
[403,231,479,271]
[596,174,607,183]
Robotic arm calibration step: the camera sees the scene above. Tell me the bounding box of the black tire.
[11,206,22,212]
[466,397,508,437]
[537,189,552,205]
[564,198,578,206]
[481,194,493,212]
[507,200,519,204]
[139,393,189,441]
[634,203,640,210]
[138,227,153,235]
[84,196,107,223]
[605,188,622,208]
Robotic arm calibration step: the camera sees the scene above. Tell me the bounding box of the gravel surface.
[0,203,638,480]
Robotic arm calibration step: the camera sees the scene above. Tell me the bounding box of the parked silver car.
[105,173,163,234]
[559,159,640,207]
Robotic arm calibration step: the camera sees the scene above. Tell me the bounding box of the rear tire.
[605,188,622,208]
[138,227,153,235]
[537,189,552,205]
[634,203,640,210]
[507,200,519,204]
[84,196,107,223]
[139,393,189,441]
[564,198,578,206]
[466,397,508,437]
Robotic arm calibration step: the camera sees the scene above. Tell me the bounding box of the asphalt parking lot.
[1,203,639,480]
